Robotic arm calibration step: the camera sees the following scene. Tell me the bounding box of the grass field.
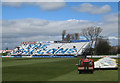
[2,57,119,81]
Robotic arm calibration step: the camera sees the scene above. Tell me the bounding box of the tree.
[94,27,102,48]
[75,33,79,40]
[62,30,66,41]
[118,46,120,54]
[71,34,75,40]
[6,47,8,50]
[95,38,111,55]
[66,34,70,41]
[80,27,102,54]
[110,46,120,55]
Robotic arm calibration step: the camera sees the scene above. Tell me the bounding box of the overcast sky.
[1,2,119,50]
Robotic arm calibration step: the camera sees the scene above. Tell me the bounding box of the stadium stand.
[10,40,90,56]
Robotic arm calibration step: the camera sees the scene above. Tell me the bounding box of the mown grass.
[2,57,119,81]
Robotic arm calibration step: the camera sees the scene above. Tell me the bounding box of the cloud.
[2,0,64,2]
[108,36,119,46]
[101,13,118,23]
[2,18,96,38]
[109,36,119,40]
[99,13,118,37]
[35,2,66,11]
[72,3,111,14]
[2,1,66,11]
[98,13,118,46]
[2,2,23,7]
[2,12,118,49]
[2,18,97,49]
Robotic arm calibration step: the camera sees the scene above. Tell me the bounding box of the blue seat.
[40,44,50,49]
[60,48,68,54]
[32,44,38,49]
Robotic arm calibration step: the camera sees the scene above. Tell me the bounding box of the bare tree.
[80,27,102,54]
[75,33,79,40]
[69,34,74,40]
[94,27,102,48]
[66,34,70,41]
[62,30,66,41]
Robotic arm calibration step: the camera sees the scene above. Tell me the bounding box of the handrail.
[75,42,89,56]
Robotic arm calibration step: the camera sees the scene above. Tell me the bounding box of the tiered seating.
[41,43,63,55]
[78,42,89,54]
[55,42,87,55]
[11,42,90,56]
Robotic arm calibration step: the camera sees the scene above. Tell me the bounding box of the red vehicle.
[76,58,94,74]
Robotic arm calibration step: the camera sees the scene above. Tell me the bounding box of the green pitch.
[2,57,119,81]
